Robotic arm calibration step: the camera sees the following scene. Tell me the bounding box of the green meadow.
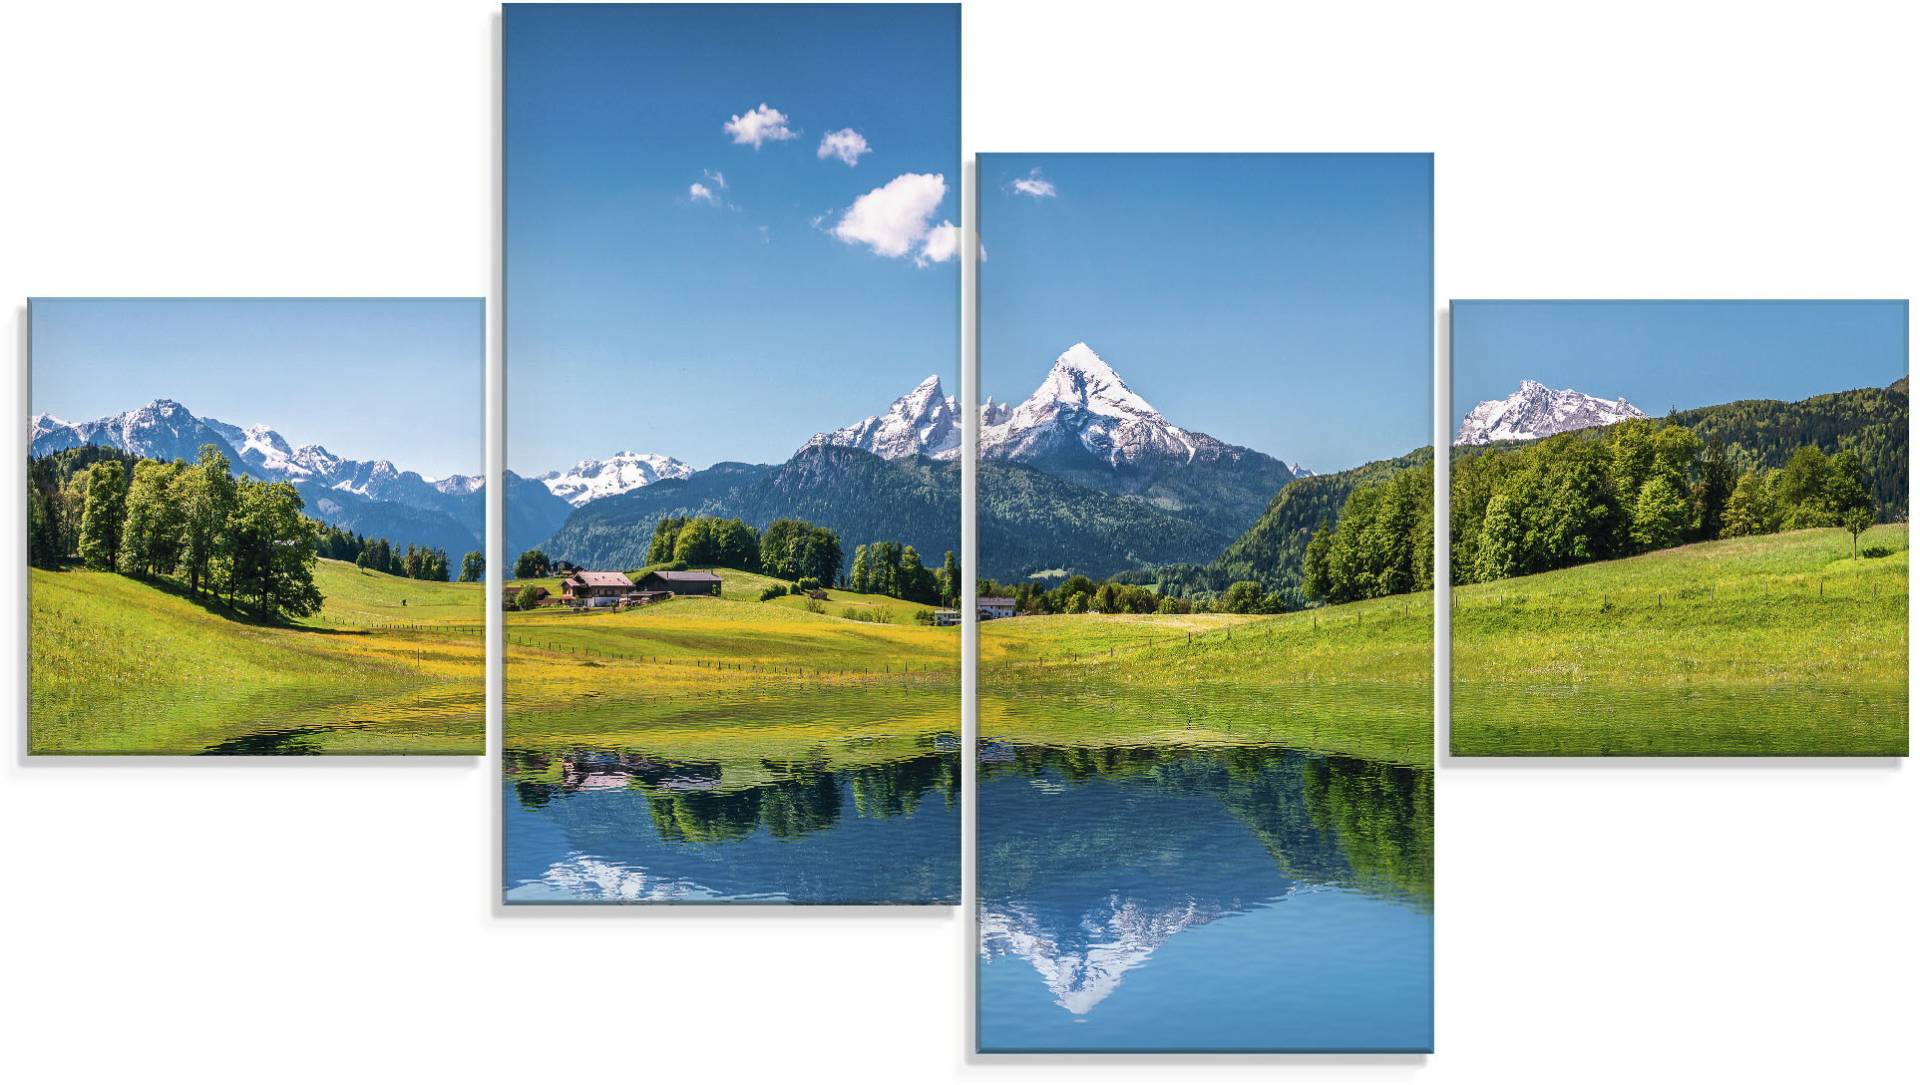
[1452,525,1909,756]
[503,567,959,784]
[979,594,1435,768]
[29,559,485,754]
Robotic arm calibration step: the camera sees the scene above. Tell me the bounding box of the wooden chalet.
[560,570,636,606]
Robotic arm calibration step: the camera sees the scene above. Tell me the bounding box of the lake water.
[503,743,960,904]
[977,743,1433,1052]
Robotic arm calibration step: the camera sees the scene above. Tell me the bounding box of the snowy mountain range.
[538,451,694,507]
[523,345,1318,574]
[30,399,487,556]
[33,399,242,471]
[804,373,960,461]
[30,399,462,498]
[1454,379,1647,445]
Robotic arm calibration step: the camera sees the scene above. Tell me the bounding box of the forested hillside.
[1212,448,1433,595]
[1450,414,1881,585]
[541,447,960,572]
[1666,381,1906,518]
[978,461,1236,581]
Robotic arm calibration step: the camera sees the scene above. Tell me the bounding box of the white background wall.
[1,1,1914,1080]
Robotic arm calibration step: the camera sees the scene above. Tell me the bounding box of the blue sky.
[979,153,1433,475]
[30,298,482,478]
[1452,300,1910,421]
[505,3,960,473]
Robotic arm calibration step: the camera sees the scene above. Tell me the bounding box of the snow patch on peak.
[806,374,961,461]
[1029,342,1161,422]
[228,422,309,475]
[289,444,343,478]
[1455,380,1648,446]
[30,413,71,442]
[540,450,693,507]
[981,342,1208,467]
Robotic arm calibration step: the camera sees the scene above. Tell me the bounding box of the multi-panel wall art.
[27,297,486,755]
[1449,299,1910,757]
[500,3,962,903]
[974,153,1436,1052]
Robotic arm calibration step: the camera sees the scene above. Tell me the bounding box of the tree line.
[1301,462,1435,606]
[1668,381,1906,519]
[849,540,959,607]
[316,526,478,583]
[1450,418,1877,586]
[978,574,1199,616]
[30,444,323,619]
[29,444,474,620]
[634,515,846,585]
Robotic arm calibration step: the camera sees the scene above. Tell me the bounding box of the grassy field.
[979,593,1435,767]
[504,567,959,786]
[29,559,484,754]
[1452,525,1909,756]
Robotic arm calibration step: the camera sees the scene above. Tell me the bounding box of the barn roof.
[568,571,635,587]
[978,596,1016,606]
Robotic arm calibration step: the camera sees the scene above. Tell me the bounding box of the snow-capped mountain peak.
[805,373,960,461]
[979,897,1231,1017]
[539,450,694,507]
[982,342,1204,466]
[226,422,314,476]
[1454,380,1647,445]
[330,459,407,496]
[31,398,241,466]
[30,412,69,442]
[289,443,343,478]
[1032,341,1161,421]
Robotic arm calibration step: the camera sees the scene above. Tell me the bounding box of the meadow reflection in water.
[503,743,960,904]
[977,743,1433,1053]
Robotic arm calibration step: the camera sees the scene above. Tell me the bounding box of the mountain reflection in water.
[978,743,1433,1053]
[504,744,960,904]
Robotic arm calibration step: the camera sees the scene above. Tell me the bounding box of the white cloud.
[917,220,959,266]
[1009,168,1057,199]
[816,128,871,166]
[724,103,797,148]
[703,168,727,189]
[832,172,948,261]
[689,182,719,204]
